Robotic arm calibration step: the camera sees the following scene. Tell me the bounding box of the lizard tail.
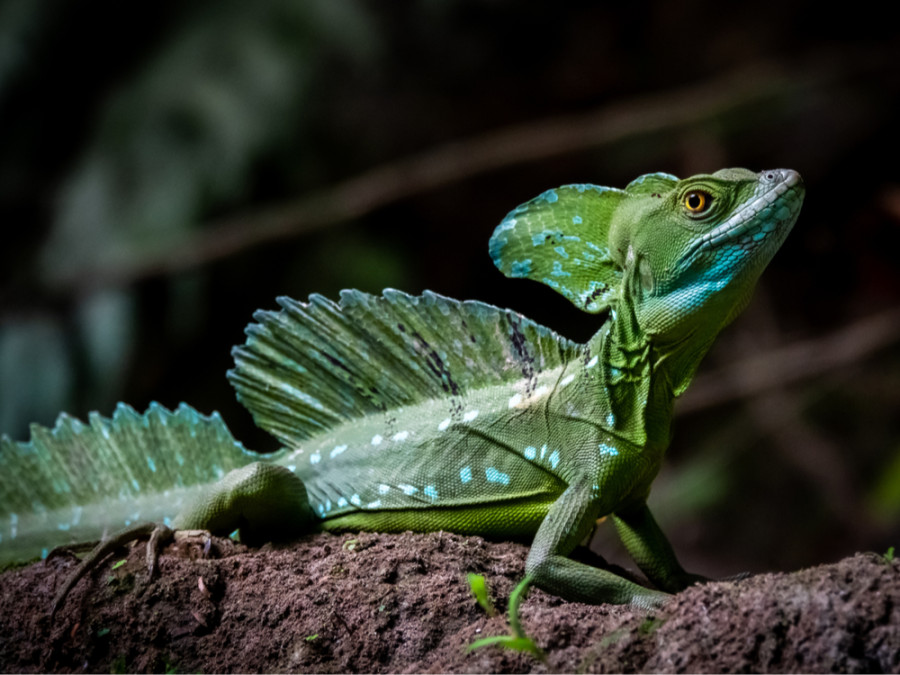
[0,402,267,566]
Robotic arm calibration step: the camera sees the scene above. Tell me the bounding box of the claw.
[50,522,174,619]
[720,571,751,582]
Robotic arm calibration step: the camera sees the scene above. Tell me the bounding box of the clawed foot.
[721,571,751,582]
[50,522,178,618]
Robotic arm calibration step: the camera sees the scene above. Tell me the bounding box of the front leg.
[525,479,670,609]
[611,500,707,593]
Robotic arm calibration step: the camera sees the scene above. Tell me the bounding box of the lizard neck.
[586,293,716,455]
[586,296,662,453]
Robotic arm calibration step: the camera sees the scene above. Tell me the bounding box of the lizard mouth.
[685,169,805,261]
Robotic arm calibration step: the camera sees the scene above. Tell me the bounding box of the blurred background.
[1,1,898,578]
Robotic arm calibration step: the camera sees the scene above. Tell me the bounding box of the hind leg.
[52,463,316,616]
[174,462,316,545]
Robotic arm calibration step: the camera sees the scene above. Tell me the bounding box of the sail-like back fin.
[488,184,628,314]
[229,290,580,448]
[0,403,263,565]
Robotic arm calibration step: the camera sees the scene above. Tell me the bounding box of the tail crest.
[0,402,262,565]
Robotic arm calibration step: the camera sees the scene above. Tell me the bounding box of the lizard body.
[0,168,804,608]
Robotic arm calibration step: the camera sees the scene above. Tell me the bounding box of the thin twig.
[56,61,852,290]
[678,305,900,415]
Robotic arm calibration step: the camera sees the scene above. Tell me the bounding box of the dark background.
[1,1,898,578]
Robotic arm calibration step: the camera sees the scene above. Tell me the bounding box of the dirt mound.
[1,531,897,673]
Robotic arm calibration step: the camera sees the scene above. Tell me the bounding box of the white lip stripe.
[691,170,800,254]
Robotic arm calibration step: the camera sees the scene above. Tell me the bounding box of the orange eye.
[683,191,711,214]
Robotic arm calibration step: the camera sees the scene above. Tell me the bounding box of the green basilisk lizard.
[0,168,804,611]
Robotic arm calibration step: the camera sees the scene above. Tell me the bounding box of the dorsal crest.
[229,290,580,448]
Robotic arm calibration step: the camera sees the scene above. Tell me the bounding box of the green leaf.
[467,573,497,617]
[466,575,544,662]
[468,635,544,660]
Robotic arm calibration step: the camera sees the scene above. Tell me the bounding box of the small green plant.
[638,616,663,635]
[111,558,127,570]
[883,546,895,564]
[467,573,497,617]
[467,575,544,661]
[305,634,319,642]
[110,655,128,674]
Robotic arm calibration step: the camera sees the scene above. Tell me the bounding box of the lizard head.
[608,168,805,339]
[490,168,804,341]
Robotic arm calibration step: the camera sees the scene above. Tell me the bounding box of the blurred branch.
[679,305,900,415]
[61,59,864,290]
[732,291,868,537]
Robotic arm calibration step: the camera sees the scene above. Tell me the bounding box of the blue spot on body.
[524,446,537,460]
[497,216,517,232]
[572,215,583,224]
[146,457,156,473]
[510,259,532,277]
[551,260,571,277]
[549,449,560,469]
[488,234,508,263]
[424,485,439,501]
[554,246,569,259]
[460,466,472,483]
[598,443,619,457]
[539,188,559,203]
[485,467,511,485]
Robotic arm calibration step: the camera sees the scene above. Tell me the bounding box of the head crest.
[489,176,678,313]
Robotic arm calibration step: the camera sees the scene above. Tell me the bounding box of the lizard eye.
[683,190,712,214]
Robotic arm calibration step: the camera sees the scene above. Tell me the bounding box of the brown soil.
[0,531,897,673]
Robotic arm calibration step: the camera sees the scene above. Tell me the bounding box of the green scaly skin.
[0,168,804,612]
